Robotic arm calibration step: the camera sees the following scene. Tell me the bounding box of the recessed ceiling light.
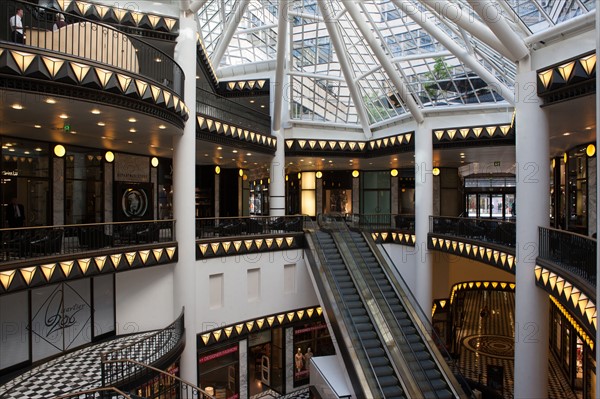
[70,131,77,134]
[11,104,23,110]
[127,140,133,144]
[244,160,248,163]
[128,117,137,123]
[129,128,136,133]
[24,151,30,155]
[91,109,101,114]
[393,158,397,161]
[45,98,56,104]
[8,148,15,152]
[260,105,265,108]
[563,132,571,136]
[204,154,208,157]
[101,136,107,139]
[159,125,166,129]
[196,75,200,79]
[2,146,8,149]
[250,100,255,104]
[247,153,251,156]
[154,57,162,63]
[34,124,41,129]
[233,150,238,153]
[586,126,593,130]
[59,114,69,119]
[219,156,223,159]
[35,147,42,152]
[150,144,156,148]
[328,160,333,163]
[97,122,106,126]
[217,147,222,150]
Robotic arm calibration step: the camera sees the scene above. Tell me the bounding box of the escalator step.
[380,385,404,398]
[356,323,373,332]
[349,308,367,316]
[359,331,378,340]
[366,347,385,357]
[377,375,399,387]
[369,357,390,367]
[373,365,395,377]
[362,339,380,349]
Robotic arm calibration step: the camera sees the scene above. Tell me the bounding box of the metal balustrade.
[195,215,306,239]
[0,220,175,263]
[101,359,216,399]
[101,310,185,389]
[1,0,184,96]
[430,216,516,247]
[539,227,596,287]
[345,213,415,231]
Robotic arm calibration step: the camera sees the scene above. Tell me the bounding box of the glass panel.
[362,171,390,189]
[63,280,91,350]
[467,194,477,217]
[324,189,352,213]
[363,191,379,214]
[479,195,491,218]
[198,344,239,398]
[491,194,503,218]
[0,291,29,370]
[378,190,391,214]
[65,149,104,224]
[31,284,63,362]
[93,275,115,338]
[505,194,516,219]
[575,337,583,392]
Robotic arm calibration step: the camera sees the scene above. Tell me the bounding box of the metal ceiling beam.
[317,1,373,137]
[187,0,208,14]
[465,0,529,61]
[344,1,425,124]
[391,0,515,105]
[211,0,251,67]
[420,0,515,60]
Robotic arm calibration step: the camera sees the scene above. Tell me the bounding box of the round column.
[514,56,550,399]
[415,119,433,315]
[173,9,198,383]
[270,130,286,216]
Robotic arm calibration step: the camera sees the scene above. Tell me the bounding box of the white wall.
[115,265,175,334]
[196,249,319,333]
[380,243,418,289]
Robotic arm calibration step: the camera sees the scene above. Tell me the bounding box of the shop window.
[293,322,335,387]
[135,362,179,398]
[199,344,239,399]
[65,148,103,224]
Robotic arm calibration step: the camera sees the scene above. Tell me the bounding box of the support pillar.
[514,56,550,399]
[415,120,433,315]
[173,9,197,384]
[269,131,286,216]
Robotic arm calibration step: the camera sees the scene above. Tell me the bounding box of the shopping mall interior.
[0,0,597,398]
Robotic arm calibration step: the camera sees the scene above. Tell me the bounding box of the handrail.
[102,359,216,399]
[307,224,384,398]
[53,387,132,399]
[430,216,516,247]
[345,213,415,231]
[0,219,176,265]
[101,308,185,388]
[539,226,596,288]
[323,213,453,398]
[196,215,306,238]
[1,0,184,97]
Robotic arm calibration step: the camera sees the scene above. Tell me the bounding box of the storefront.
[134,362,180,398]
[463,174,515,219]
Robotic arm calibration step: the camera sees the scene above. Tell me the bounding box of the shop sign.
[199,345,238,364]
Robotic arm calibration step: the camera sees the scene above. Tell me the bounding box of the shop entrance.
[248,328,283,397]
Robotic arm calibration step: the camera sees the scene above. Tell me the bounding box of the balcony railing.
[0,220,175,263]
[196,215,306,239]
[1,0,184,97]
[345,213,415,231]
[101,309,185,388]
[539,227,596,287]
[55,387,132,399]
[196,88,271,135]
[430,216,516,247]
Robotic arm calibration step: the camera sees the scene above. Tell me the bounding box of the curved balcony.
[0,0,187,125]
[0,220,178,295]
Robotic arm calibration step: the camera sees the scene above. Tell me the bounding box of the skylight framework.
[196,0,594,132]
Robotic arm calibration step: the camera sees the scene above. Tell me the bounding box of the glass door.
[467,194,477,217]
[491,195,504,218]
[478,194,491,218]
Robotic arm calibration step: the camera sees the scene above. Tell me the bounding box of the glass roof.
[197,0,595,132]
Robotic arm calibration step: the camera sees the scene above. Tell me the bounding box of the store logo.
[122,188,148,218]
[44,290,84,337]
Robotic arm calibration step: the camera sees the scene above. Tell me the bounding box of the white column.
[514,56,550,399]
[270,131,286,216]
[173,9,197,384]
[415,120,433,315]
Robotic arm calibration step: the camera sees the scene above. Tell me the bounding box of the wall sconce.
[285,174,289,181]
[551,159,555,169]
[432,167,440,176]
[352,170,359,178]
[268,178,271,184]
[586,144,595,157]
[53,144,66,157]
[390,169,398,177]
[239,169,244,177]
[316,171,323,179]
[297,172,302,179]
[151,157,159,167]
[563,152,568,163]
[215,166,221,175]
[104,151,115,163]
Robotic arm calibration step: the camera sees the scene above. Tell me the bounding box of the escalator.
[305,217,468,399]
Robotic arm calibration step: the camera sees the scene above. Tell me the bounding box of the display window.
[135,362,179,398]
[199,344,239,399]
[292,322,335,387]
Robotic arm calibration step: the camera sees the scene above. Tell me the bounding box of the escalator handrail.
[306,225,390,398]
[331,223,445,398]
[374,239,473,398]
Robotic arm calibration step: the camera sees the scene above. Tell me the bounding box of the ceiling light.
[45,98,56,104]
[563,132,571,136]
[34,124,41,129]
[586,126,593,130]
[53,144,66,157]
[127,140,133,144]
[105,151,115,163]
[217,147,222,150]
[247,153,252,156]
[196,75,200,79]
[129,128,136,133]
[101,136,107,139]
[11,104,23,110]
[91,109,101,114]
[218,156,223,159]
[59,114,68,119]
[150,144,157,148]
[159,125,166,129]
[70,131,77,135]
[24,151,30,155]
[233,150,238,153]
[154,57,162,63]
[128,117,137,123]
[35,147,42,152]
[261,105,265,108]
[250,100,255,104]
[97,122,105,126]
[8,148,14,152]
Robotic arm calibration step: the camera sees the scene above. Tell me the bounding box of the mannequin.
[294,347,304,372]
[304,347,313,369]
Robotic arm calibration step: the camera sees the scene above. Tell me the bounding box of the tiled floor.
[0,332,154,399]
[455,290,577,399]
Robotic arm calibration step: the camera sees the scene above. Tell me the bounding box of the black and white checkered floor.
[455,290,577,399]
[0,332,154,399]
